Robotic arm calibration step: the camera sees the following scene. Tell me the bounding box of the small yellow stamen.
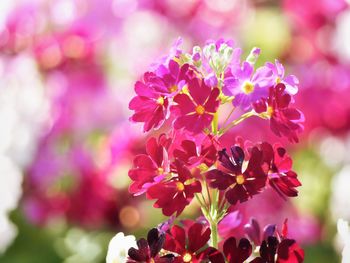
[169,85,178,93]
[236,174,245,185]
[183,253,192,262]
[157,167,164,175]
[195,105,205,115]
[242,81,254,94]
[276,77,281,84]
[266,106,274,117]
[157,97,164,105]
[176,182,185,191]
[148,259,155,263]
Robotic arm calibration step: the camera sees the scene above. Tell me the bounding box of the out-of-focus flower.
[331,165,350,221]
[106,232,136,263]
[337,219,350,263]
[0,54,48,252]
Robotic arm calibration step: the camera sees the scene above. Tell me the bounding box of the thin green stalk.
[209,219,218,248]
[218,111,255,135]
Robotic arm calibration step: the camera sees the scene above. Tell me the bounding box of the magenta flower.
[129,72,170,132]
[260,142,301,198]
[265,60,299,95]
[223,61,273,110]
[129,60,190,132]
[253,83,304,143]
[128,135,171,196]
[172,78,220,134]
[206,146,267,205]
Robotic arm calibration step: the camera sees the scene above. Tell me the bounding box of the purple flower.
[223,62,273,110]
[265,60,299,95]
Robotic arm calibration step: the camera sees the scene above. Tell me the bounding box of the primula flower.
[206,146,267,205]
[172,78,220,134]
[129,61,190,132]
[207,237,252,263]
[173,136,217,171]
[106,232,137,263]
[244,218,276,246]
[265,60,299,95]
[129,135,171,196]
[259,142,301,198]
[127,228,173,263]
[164,222,214,262]
[223,60,273,110]
[253,83,304,143]
[146,160,201,216]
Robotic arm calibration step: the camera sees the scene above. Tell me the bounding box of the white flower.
[106,232,136,263]
[337,219,350,263]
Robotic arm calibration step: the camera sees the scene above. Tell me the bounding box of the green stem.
[209,219,218,248]
[212,112,219,135]
[218,111,255,135]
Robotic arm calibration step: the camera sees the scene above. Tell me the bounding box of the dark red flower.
[206,146,267,205]
[223,237,252,263]
[250,237,304,263]
[146,160,202,216]
[164,222,213,263]
[253,83,304,143]
[129,61,189,132]
[129,135,171,195]
[259,142,301,198]
[172,78,220,134]
[127,228,174,263]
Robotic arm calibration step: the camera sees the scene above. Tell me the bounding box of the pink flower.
[172,78,220,134]
[129,61,190,132]
[128,135,171,196]
[253,83,304,143]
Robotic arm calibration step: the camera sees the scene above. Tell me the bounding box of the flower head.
[146,160,201,216]
[129,135,171,196]
[172,78,220,134]
[127,228,173,263]
[206,146,267,205]
[223,56,274,110]
[164,222,213,262]
[129,61,190,132]
[106,232,136,263]
[259,142,301,198]
[253,83,304,143]
[265,60,299,95]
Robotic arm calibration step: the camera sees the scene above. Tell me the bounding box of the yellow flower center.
[183,253,192,262]
[148,259,155,263]
[176,182,185,191]
[169,85,178,93]
[195,105,205,115]
[276,77,281,84]
[242,81,254,94]
[236,174,245,185]
[157,97,164,105]
[157,167,164,175]
[266,106,274,117]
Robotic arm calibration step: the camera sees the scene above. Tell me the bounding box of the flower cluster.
[107,219,304,263]
[119,38,305,261]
